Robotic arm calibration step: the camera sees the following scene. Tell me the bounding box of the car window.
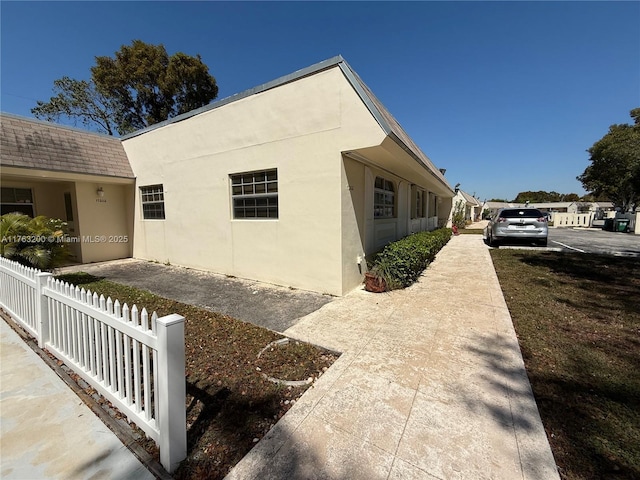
[499,209,543,218]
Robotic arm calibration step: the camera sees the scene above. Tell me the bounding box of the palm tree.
[1,213,69,270]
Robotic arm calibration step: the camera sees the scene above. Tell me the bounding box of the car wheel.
[538,238,548,247]
[489,232,498,247]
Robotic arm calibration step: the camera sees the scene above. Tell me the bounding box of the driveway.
[486,228,640,257]
[56,259,334,333]
[548,228,640,256]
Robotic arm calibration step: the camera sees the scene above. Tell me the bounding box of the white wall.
[74,182,133,263]
[123,65,453,295]
[124,66,386,296]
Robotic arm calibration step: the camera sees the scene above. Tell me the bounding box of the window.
[140,184,165,219]
[230,169,278,219]
[374,176,395,218]
[499,208,544,218]
[1,187,34,216]
[415,189,424,218]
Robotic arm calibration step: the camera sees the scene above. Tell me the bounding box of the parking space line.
[551,240,586,253]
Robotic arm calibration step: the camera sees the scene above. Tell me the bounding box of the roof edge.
[336,62,453,194]
[122,55,346,140]
[2,164,136,181]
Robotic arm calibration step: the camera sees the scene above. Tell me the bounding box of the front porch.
[1,171,134,264]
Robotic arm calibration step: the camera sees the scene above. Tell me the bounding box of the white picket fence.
[0,256,186,473]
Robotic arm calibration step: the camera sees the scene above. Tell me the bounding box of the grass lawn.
[55,273,338,480]
[490,250,640,480]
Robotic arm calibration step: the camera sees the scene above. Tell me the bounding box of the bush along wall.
[366,228,452,292]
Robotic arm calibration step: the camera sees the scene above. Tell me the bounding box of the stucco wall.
[74,182,134,263]
[340,156,367,293]
[123,66,386,295]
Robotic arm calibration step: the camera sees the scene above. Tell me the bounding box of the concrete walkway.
[226,235,559,480]
[1,234,558,480]
[0,319,154,480]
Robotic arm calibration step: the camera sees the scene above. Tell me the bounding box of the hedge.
[367,228,452,291]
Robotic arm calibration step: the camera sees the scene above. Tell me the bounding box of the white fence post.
[35,272,53,348]
[156,313,186,473]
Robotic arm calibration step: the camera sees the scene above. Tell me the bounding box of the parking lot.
[492,227,640,257]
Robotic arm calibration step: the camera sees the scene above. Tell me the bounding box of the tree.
[512,191,582,203]
[578,108,640,212]
[32,77,120,135]
[33,40,218,136]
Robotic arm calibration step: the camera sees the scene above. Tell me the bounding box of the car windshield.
[499,209,543,218]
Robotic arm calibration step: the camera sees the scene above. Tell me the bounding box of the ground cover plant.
[490,250,640,480]
[55,273,338,479]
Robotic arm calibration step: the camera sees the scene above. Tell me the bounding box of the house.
[0,113,134,263]
[449,187,481,225]
[1,56,454,296]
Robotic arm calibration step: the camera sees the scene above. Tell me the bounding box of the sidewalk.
[1,234,558,480]
[226,234,559,479]
[0,318,155,480]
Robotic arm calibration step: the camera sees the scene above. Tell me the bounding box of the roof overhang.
[1,166,135,185]
[344,138,454,198]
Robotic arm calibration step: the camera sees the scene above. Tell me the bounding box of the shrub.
[368,228,452,291]
[1,213,69,270]
[451,200,466,229]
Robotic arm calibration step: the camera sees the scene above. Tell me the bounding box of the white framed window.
[374,176,395,218]
[1,187,34,216]
[140,184,165,219]
[230,169,278,219]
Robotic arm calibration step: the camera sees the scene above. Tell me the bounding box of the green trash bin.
[603,218,614,231]
[615,219,630,232]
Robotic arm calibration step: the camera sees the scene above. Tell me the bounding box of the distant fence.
[552,212,595,227]
[0,257,186,473]
[552,211,638,232]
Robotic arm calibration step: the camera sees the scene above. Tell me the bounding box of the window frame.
[140,184,165,220]
[374,176,395,219]
[230,169,279,220]
[1,187,34,217]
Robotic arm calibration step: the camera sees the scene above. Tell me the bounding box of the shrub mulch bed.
[55,273,339,480]
[490,250,640,480]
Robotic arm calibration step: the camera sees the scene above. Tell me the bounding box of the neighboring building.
[0,114,134,263]
[1,56,454,296]
[449,188,481,225]
[482,200,615,218]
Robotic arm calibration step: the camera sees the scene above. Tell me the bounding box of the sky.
[1,1,639,202]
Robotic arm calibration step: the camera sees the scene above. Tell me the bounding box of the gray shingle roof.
[0,113,134,178]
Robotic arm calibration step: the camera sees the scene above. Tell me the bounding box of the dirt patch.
[55,273,339,479]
